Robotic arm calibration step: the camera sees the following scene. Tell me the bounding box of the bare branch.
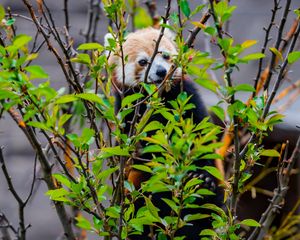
[263,0,292,91]
[262,19,300,118]
[248,135,300,240]
[253,0,280,97]
[0,147,26,240]
[0,212,15,240]
[7,108,76,240]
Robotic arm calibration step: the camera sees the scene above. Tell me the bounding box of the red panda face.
[106,28,180,87]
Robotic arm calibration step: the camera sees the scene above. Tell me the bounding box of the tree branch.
[248,135,300,240]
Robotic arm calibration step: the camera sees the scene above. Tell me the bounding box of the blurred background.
[0,0,299,239]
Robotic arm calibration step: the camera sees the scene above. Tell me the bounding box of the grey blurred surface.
[0,0,299,239]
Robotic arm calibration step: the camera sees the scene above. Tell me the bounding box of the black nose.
[156,66,167,78]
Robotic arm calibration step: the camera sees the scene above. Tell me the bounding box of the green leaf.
[162,198,178,213]
[27,121,51,132]
[77,42,104,51]
[241,53,265,61]
[260,149,280,157]
[288,51,300,64]
[106,206,120,218]
[0,5,5,22]
[201,166,224,181]
[180,0,191,18]
[145,197,160,220]
[97,166,119,180]
[77,93,104,105]
[195,78,219,93]
[143,121,164,133]
[76,215,92,230]
[81,128,95,145]
[241,40,257,49]
[199,229,217,236]
[25,65,49,79]
[218,38,233,52]
[269,47,283,61]
[55,94,78,104]
[132,164,152,174]
[52,174,71,189]
[200,203,226,218]
[0,90,19,100]
[121,93,144,108]
[5,18,15,26]
[13,34,32,48]
[45,188,69,201]
[240,219,261,227]
[134,7,153,29]
[184,214,210,222]
[71,53,91,65]
[58,114,72,128]
[142,145,166,154]
[234,84,255,92]
[204,26,216,36]
[100,146,129,158]
[210,106,225,121]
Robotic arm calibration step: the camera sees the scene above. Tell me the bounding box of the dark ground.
[0,0,299,239]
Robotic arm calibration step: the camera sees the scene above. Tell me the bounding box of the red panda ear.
[154,20,176,43]
[104,33,113,48]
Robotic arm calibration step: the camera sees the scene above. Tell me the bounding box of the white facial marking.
[116,62,136,86]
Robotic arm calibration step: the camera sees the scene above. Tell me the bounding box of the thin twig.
[0,212,15,240]
[0,147,26,240]
[248,136,300,240]
[263,0,292,91]
[253,0,280,97]
[143,0,172,83]
[7,108,76,240]
[262,19,300,118]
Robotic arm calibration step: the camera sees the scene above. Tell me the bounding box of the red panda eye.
[162,53,170,60]
[138,59,148,66]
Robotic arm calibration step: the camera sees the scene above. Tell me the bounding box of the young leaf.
[132,164,153,174]
[260,149,280,157]
[121,93,144,108]
[287,51,300,64]
[27,121,51,132]
[143,121,164,133]
[77,93,105,105]
[71,53,91,65]
[210,106,225,121]
[269,47,283,61]
[199,229,218,236]
[45,188,69,201]
[99,146,129,158]
[241,53,265,61]
[134,7,153,29]
[201,166,224,181]
[0,5,5,22]
[145,197,160,220]
[241,40,257,49]
[76,215,92,230]
[77,42,104,51]
[234,84,255,92]
[25,65,49,79]
[13,34,32,48]
[55,94,78,104]
[52,174,71,189]
[180,0,191,18]
[240,219,261,227]
[142,145,166,154]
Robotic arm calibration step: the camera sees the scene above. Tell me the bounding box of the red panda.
[105,28,224,239]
